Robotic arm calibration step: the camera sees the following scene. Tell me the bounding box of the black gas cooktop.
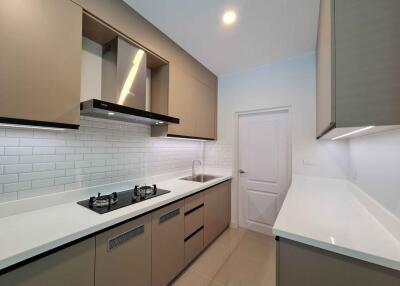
[77,185,170,214]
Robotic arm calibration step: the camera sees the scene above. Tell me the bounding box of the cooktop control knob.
[152,184,157,195]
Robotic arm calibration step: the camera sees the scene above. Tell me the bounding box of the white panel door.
[238,110,290,235]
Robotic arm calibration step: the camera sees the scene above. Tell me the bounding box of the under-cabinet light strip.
[331,126,374,140]
[0,123,65,131]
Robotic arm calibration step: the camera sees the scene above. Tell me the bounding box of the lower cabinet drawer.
[184,205,204,238]
[184,228,204,265]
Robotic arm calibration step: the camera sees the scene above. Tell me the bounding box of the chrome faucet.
[192,160,202,177]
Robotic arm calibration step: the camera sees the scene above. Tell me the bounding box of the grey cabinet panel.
[204,181,231,246]
[335,0,400,127]
[0,238,95,286]
[0,0,82,127]
[151,200,185,286]
[277,238,400,286]
[204,186,219,246]
[95,214,152,286]
[316,0,335,136]
[316,0,400,139]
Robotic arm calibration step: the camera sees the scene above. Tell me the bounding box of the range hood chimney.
[81,37,179,125]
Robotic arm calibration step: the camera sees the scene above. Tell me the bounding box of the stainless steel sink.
[180,174,221,183]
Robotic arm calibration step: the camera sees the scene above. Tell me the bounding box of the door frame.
[233,106,292,232]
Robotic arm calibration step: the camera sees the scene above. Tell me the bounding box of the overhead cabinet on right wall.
[316,0,400,139]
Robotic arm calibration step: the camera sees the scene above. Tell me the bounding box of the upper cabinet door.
[0,0,82,128]
[193,79,217,140]
[316,0,335,137]
[335,0,400,128]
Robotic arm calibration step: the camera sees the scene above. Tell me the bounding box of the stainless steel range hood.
[80,37,179,126]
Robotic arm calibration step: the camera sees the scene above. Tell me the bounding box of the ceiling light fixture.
[331,126,374,140]
[222,10,237,25]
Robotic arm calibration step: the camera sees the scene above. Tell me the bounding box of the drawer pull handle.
[160,208,180,224]
[184,226,204,242]
[184,203,204,216]
[108,225,144,251]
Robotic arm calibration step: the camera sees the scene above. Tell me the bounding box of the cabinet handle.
[160,208,180,224]
[184,203,204,216]
[108,225,145,251]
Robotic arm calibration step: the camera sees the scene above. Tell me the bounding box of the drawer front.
[184,228,204,265]
[184,191,204,213]
[184,205,204,238]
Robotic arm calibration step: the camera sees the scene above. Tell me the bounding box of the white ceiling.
[124,0,320,76]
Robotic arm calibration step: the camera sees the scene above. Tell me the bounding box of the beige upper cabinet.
[73,0,218,139]
[316,0,400,139]
[0,0,82,128]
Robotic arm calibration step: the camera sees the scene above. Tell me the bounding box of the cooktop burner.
[77,184,170,214]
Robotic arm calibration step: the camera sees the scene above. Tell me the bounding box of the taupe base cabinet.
[0,180,231,286]
[0,238,95,286]
[277,237,400,286]
[95,214,152,286]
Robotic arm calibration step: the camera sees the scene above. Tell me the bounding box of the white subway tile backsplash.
[5,147,33,156]
[0,137,19,146]
[0,192,18,203]
[19,170,65,182]
[0,174,18,184]
[20,155,65,164]
[75,161,91,168]
[56,161,74,170]
[0,117,203,203]
[5,128,33,138]
[32,178,54,189]
[0,156,19,165]
[56,147,75,154]
[33,162,56,172]
[4,164,32,174]
[33,147,56,155]
[4,181,31,193]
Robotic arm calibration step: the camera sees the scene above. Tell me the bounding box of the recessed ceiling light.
[222,10,237,25]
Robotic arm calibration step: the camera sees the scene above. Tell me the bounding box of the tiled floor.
[172,227,276,286]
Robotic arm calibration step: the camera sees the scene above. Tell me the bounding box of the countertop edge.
[272,228,400,271]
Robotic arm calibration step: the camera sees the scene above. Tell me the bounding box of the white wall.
[208,53,350,226]
[349,129,400,219]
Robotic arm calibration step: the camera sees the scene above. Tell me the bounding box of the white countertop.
[0,168,232,271]
[273,175,400,271]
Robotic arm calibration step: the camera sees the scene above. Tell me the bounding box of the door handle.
[239,169,246,174]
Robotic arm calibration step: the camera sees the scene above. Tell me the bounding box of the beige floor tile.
[212,249,275,286]
[177,227,276,286]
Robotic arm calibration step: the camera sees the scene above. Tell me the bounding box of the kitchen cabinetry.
[151,200,185,286]
[0,238,95,286]
[0,0,82,129]
[73,0,218,139]
[155,68,217,140]
[204,181,231,246]
[316,0,400,139]
[277,237,400,286]
[95,214,152,286]
[184,192,205,265]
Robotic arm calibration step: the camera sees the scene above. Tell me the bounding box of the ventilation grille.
[108,225,144,251]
